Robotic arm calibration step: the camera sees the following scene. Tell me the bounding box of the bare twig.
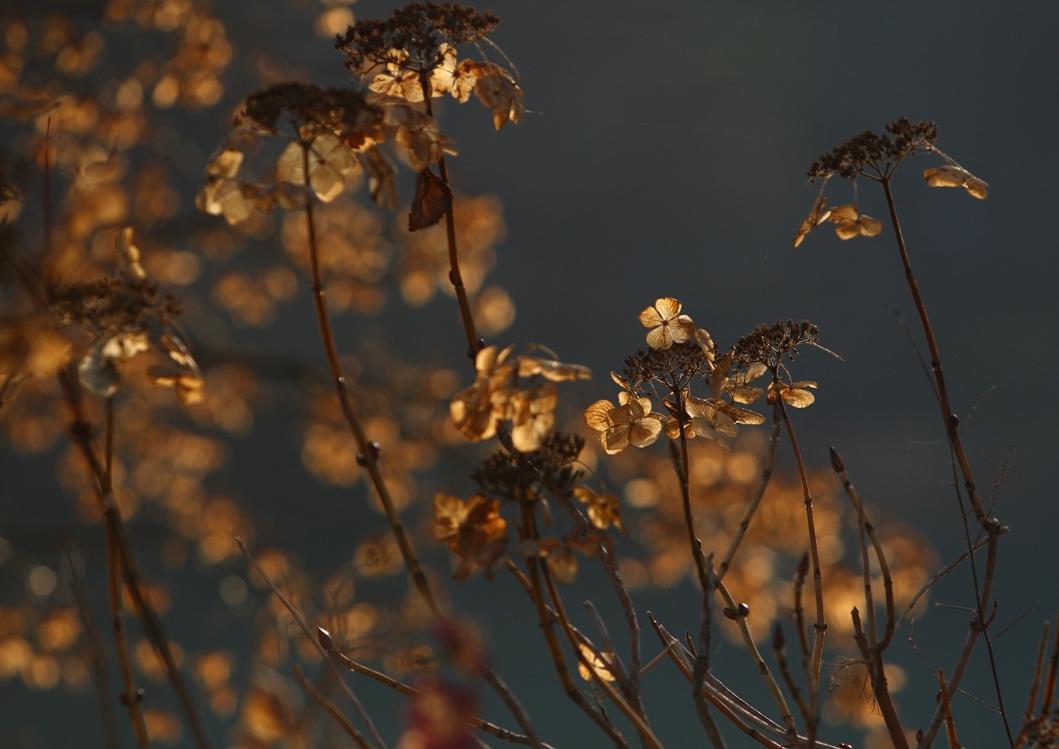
[238,537,387,749]
[293,665,371,749]
[717,401,782,581]
[419,78,481,361]
[830,447,895,649]
[66,552,121,749]
[777,400,826,740]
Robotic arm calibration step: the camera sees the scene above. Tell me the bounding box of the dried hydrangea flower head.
[45,227,202,402]
[728,320,821,409]
[199,82,406,222]
[795,117,988,246]
[586,297,780,453]
[337,2,523,131]
[449,344,589,452]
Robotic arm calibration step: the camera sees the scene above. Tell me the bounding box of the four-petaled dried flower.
[922,165,988,199]
[828,204,883,241]
[584,392,663,455]
[639,297,695,350]
[433,492,507,578]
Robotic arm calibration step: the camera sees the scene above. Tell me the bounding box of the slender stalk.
[1042,613,1059,714]
[54,372,211,749]
[1013,623,1051,749]
[772,625,810,726]
[830,447,895,649]
[293,665,371,749]
[717,401,782,581]
[777,400,826,737]
[882,174,1012,747]
[238,538,386,749]
[850,608,909,749]
[670,388,710,592]
[918,532,999,748]
[937,671,962,749]
[298,143,541,745]
[107,521,150,749]
[900,535,995,626]
[66,553,121,749]
[714,578,797,737]
[329,649,553,749]
[507,557,629,748]
[538,565,664,749]
[880,178,987,525]
[22,155,213,749]
[420,78,481,360]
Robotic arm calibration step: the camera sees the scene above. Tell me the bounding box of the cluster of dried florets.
[435,430,617,582]
[808,117,938,180]
[585,298,817,456]
[449,344,590,451]
[337,2,524,131]
[795,118,988,247]
[37,228,203,403]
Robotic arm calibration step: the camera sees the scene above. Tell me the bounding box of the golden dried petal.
[829,204,859,224]
[628,417,662,448]
[645,324,672,350]
[779,387,815,408]
[583,399,614,432]
[731,386,763,405]
[857,215,882,237]
[653,297,682,320]
[276,142,305,184]
[727,406,765,425]
[602,424,630,454]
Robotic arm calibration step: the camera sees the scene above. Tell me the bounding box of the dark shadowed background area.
[2,0,1058,746]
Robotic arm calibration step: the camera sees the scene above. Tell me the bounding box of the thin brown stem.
[329,649,552,749]
[1013,622,1051,749]
[106,522,150,749]
[900,535,995,626]
[830,447,895,649]
[938,671,962,749]
[508,555,629,747]
[850,608,909,749]
[238,538,386,749]
[777,401,826,736]
[66,553,121,749]
[292,665,371,749]
[1042,613,1059,713]
[297,146,540,745]
[54,372,211,749]
[918,532,1000,749]
[717,401,782,581]
[714,577,797,737]
[420,79,481,360]
[772,624,810,727]
[880,178,987,525]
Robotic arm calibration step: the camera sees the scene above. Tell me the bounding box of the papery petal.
[628,417,662,448]
[584,400,615,432]
[603,425,630,454]
[645,325,672,350]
